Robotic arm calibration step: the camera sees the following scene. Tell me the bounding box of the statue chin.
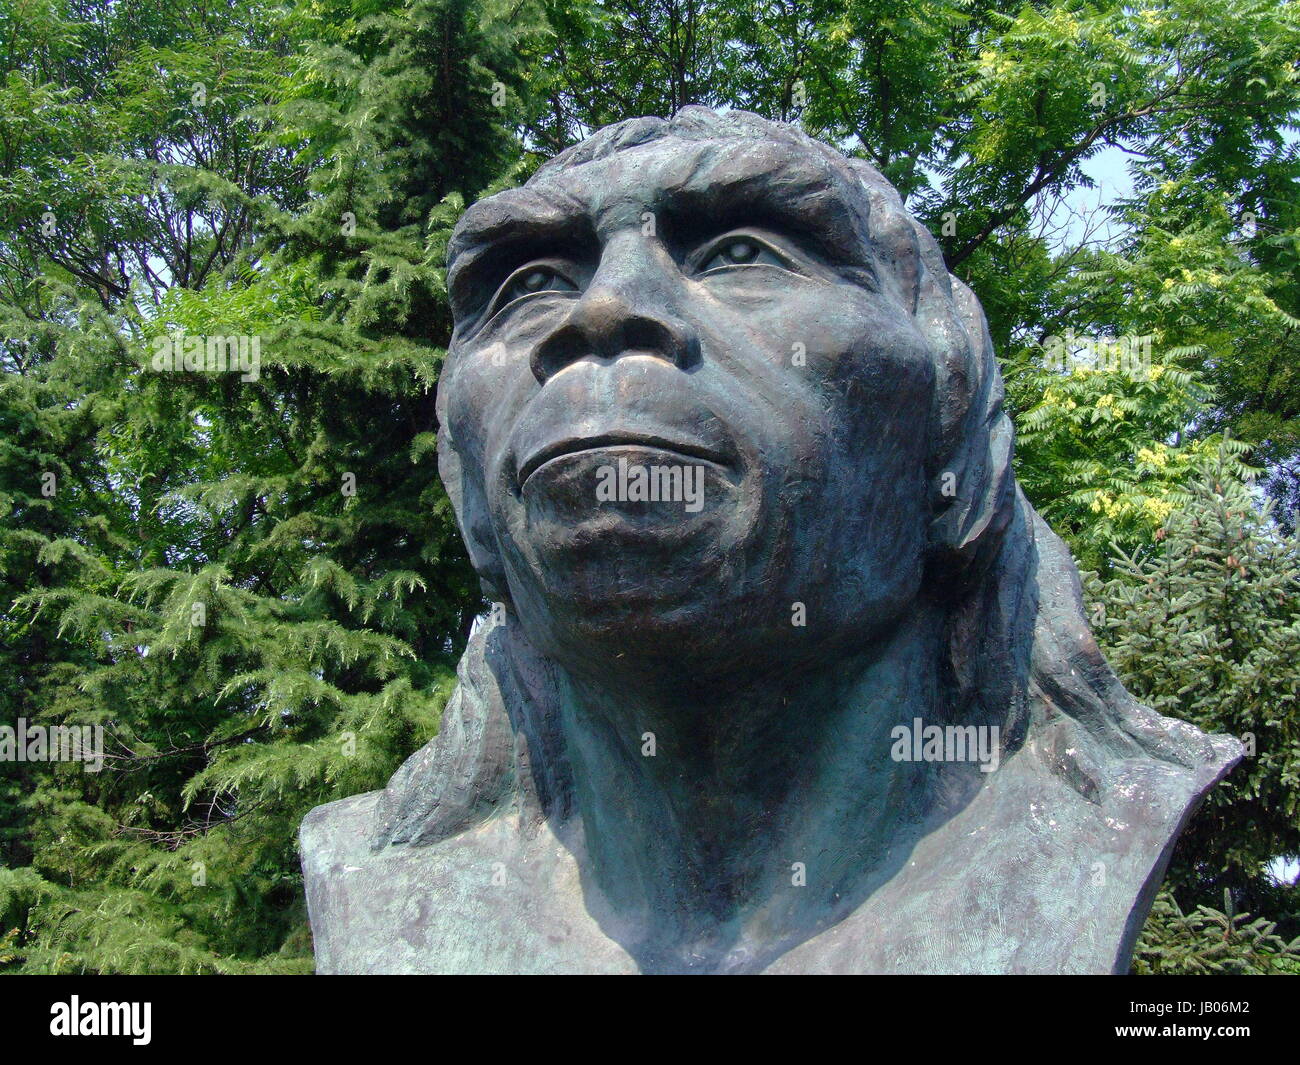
[501,450,766,627]
[505,566,779,683]
[505,560,913,694]
[497,456,926,683]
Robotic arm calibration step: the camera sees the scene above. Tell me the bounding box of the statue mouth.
[517,433,730,488]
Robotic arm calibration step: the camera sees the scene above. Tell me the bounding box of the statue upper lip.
[517,432,730,487]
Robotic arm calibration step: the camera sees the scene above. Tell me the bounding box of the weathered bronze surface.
[301,108,1240,974]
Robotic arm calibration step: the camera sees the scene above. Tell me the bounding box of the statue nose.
[530,283,698,383]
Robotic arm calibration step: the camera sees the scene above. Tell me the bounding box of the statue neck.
[539,609,956,971]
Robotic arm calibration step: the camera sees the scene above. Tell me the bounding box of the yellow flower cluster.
[1143,497,1175,522]
[1137,444,1169,469]
[1095,394,1124,419]
[1089,492,1125,519]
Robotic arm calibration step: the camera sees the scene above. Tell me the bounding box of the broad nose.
[530,236,699,383]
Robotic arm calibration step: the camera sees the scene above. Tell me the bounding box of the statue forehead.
[446,133,874,271]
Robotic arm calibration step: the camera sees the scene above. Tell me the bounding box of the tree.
[1133,888,1300,975]
[1088,451,1300,962]
[0,0,539,973]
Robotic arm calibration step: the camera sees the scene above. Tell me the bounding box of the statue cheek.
[738,285,930,384]
[840,319,936,415]
[444,354,528,471]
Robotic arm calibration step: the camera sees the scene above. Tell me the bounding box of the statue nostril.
[531,307,698,383]
[624,317,694,368]
[530,327,589,383]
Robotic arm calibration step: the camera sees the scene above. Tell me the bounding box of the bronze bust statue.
[300,107,1239,974]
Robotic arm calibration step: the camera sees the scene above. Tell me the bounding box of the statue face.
[442,135,939,678]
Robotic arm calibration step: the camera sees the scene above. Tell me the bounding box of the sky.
[1052,142,1136,252]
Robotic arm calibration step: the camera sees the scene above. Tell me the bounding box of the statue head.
[437,107,1013,686]
[302,107,1247,975]
[371,109,1234,914]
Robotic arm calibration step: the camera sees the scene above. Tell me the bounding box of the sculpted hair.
[372,108,1227,851]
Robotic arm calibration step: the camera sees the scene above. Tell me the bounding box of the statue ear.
[843,159,1015,588]
[907,220,1016,590]
[436,389,511,606]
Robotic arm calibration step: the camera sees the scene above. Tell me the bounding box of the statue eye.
[698,236,786,274]
[497,265,578,309]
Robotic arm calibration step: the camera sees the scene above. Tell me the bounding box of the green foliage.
[1007,358,1243,571]
[0,0,534,973]
[1134,889,1300,975]
[1086,451,1300,968]
[1088,454,1300,886]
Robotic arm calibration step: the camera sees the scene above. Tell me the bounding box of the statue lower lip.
[517,434,731,488]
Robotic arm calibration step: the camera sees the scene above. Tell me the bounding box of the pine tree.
[1088,450,1300,965]
[1,0,544,973]
[1133,888,1300,975]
